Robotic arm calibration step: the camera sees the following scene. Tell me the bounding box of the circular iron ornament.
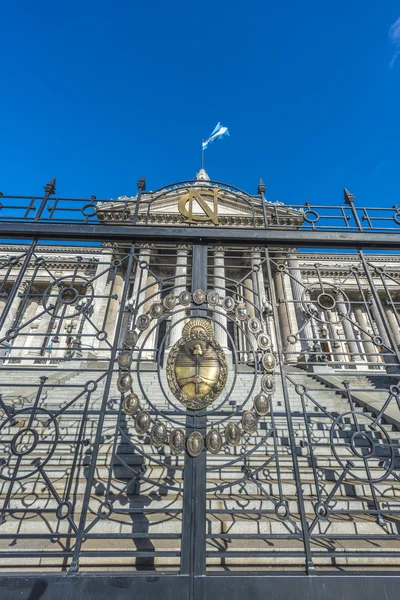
[124,330,138,349]
[261,374,275,395]
[207,291,220,306]
[187,431,204,457]
[206,429,223,454]
[123,393,140,415]
[393,212,400,226]
[303,209,320,224]
[43,275,94,319]
[262,353,276,372]
[166,329,228,410]
[0,408,58,481]
[302,283,350,323]
[149,302,164,319]
[169,428,185,455]
[136,314,150,331]
[315,502,330,521]
[193,289,206,305]
[257,333,271,351]
[163,293,177,311]
[150,422,168,447]
[253,393,270,416]
[330,411,395,483]
[134,411,151,435]
[235,304,248,321]
[222,296,235,312]
[225,422,241,447]
[241,411,258,434]
[248,317,261,334]
[317,292,336,311]
[179,290,191,306]
[287,334,297,345]
[118,350,133,370]
[117,372,132,393]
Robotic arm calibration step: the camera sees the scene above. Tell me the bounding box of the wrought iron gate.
[0,179,400,599]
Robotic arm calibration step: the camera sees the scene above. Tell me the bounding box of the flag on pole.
[202,122,230,150]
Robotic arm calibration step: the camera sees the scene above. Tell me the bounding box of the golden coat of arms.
[166,318,228,410]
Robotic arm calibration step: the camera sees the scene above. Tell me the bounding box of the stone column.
[325,309,343,363]
[335,292,361,364]
[34,310,53,357]
[213,247,229,350]
[168,245,189,349]
[15,296,41,357]
[287,254,309,356]
[0,285,24,342]
[250,248,266,321]
[273,262,296,361]
[353,306,379,364]
[142,274,159,360]
[384,304,400,348]
[367,292,391,347]
[80,250,113,354]
[104,271,124,347]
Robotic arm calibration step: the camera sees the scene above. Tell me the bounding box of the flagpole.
[201,138,205,170]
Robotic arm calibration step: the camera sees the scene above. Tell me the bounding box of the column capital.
[213,245,227,254]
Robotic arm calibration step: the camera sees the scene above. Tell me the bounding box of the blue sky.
[1,1,400,209]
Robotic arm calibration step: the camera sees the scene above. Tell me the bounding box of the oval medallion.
[187,431,204,457]
[166,328,228,410]
[118,350,133,370]
[248,317,261,334]
[149,302,163,319]
[117,372,132,393]
[241,411,258,434]
[150,422,167,447]
[222,296,235,312]
[257,333,271,351]
[179,290,191,306]
[225,422,241,446]
[169,428,185,455]
[253,393,270,416]
[163,293,177,311]
[123,393,140,415]
[123,330,138,349]
[193,289,206,305]
[235,304,248,321]
[136,314,150,331]
[207,291,219,306]
[262,353,276,372]
[134,411,151,435]
[206,429,222,454]
[261,374,275,394]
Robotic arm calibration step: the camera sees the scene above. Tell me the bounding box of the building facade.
[0,172,399,598]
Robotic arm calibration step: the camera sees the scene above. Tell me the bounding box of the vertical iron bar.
[264,247,315,574]
[181,243,207,598]
[35,178,56,222]
[68,246,135,574]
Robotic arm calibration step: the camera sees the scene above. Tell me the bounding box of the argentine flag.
[202,122,230,150]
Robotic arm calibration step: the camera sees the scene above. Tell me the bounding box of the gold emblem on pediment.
[166,318,227,410]
[178,188,219,225]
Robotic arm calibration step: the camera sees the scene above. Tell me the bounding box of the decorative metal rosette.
[163,293,177,311]
[193,288,206,304]
[149,302,163,319]
[207,291,219,306]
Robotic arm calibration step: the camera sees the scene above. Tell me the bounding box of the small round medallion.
[241,411,258,434]
[253,393,270,416]
[235,304,248,321]
[123,393,140,415]
[149,302,164,319]
[179,290,191,306]
[169,428,185,455]
[118,350,133,370]
[136,314,150,331]
[248,317,261,334]
[261,374,275,395]
[123,330,138,349]
[193,289,206,305]
[225,422,241,447]
[134,411,151,435]
[257,333,271,351]
[163,293,177,311]
[117,372,132,393]
[150,422,168,447]
[262,353,276,372]
[222,296,235,312]
[186,431,204,457]
[207,291,219,306]
[206,429,222,454]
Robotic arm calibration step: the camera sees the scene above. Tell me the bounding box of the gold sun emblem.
[166,318,228,410]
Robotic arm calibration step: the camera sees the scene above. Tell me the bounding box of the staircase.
[0,363,399,573]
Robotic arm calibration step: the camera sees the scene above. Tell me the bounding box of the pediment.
[97,181,304,229]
